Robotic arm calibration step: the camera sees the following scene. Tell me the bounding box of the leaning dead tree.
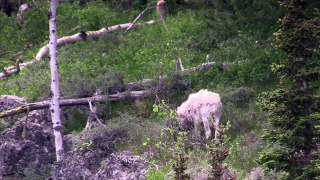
[156,0,168,31]
[48,0,64,162]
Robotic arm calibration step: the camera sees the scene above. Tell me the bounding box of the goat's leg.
[202,116,212,140]
[193,120,202,141]
[214,115,221,144]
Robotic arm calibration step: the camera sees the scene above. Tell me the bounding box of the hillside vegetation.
[0,0,319,179]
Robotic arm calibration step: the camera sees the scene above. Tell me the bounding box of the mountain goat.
[177,89,222,142]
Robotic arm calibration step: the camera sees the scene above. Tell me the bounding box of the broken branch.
[125,2,156,33]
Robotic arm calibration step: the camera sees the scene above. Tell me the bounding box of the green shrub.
[217,87,258,132]
[64,107,88,133]
[147,166,170,180]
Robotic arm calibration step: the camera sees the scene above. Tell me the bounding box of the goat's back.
[177,89,221,116]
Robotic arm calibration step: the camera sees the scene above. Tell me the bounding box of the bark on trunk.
[49,0,64,162]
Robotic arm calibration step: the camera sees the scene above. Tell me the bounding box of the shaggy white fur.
[177,89,222,141]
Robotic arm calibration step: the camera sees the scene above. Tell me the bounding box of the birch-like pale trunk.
[49,0,64,162]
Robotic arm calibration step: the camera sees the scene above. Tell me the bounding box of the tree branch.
[125,2,156,33]
[177,57,244,73]
[10,42,35,61]
[15,59,23,74]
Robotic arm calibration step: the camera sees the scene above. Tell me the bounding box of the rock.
[0,104,150,179]
[0,95,26,111]
[53,128,149,180]
[53,151,149,180]
[52,154,93,180]
[94,151,149,180]
[245,166,286,180]
[0,95,27,127]
[0,110,55,179]
[245,167,264,180]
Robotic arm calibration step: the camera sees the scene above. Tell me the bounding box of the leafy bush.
[147,166,170,180]
[64,107,88,133]
[218,87,258,132]
[224,87,256,108]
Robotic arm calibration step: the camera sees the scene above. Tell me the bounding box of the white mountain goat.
[176,89,222,142]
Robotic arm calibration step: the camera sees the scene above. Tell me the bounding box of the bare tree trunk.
[49,0,64,162]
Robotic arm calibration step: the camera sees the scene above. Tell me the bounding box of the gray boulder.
[0,96,151,179]
[0,95,27,127]
[53,129,149,180]
[0,110,55,179]
[94,151,149,180]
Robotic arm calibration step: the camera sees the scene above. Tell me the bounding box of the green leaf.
[153,104,159,113]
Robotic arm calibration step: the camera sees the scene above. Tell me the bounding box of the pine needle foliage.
[172,131,191,180]
[258,0,320,179]
[173,153,190,180]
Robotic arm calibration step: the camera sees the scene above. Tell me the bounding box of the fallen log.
[181,61,217,73]
[0,59,243,118]
[0,20,157,79]
[177,58,244,73]
[124,60,222,90]
[0,90,152,118]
